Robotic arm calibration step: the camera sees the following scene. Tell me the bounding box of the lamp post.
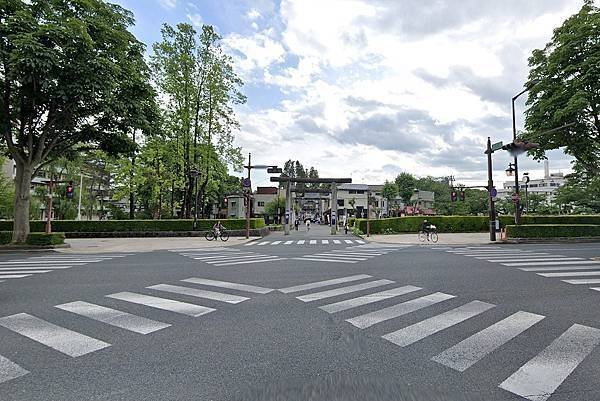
[366,191,371,237]
[523,173,530,214]
[511,79,539,224]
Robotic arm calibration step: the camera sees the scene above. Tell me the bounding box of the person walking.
[306,219,311,231]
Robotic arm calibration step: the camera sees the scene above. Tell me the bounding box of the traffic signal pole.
[486,137,497,241]
[245,153,251,239]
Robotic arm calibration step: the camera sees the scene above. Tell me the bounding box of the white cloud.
[186,13,203,27]
[246,9,262,20]
[158,0,177,10]
[223,31,286,79]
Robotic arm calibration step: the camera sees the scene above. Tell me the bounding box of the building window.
[337,199,344,207]
[231,201,236,207]
[356,190,365,194]
[257,201,265,207]
[374,200,379,207]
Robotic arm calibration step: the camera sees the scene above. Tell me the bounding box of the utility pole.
[77,172,83,221]
[46,177,54,234]
[331,183,338,234]
[486,137,497,241]
[366,191,371,237]
[245,153,251,239]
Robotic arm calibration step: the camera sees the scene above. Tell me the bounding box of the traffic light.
[459,191,465,201]
[66,181,74,199]
[502,139,539,156]
[450,190,458,202]
[223,197,228,206]
[267,166,282,174]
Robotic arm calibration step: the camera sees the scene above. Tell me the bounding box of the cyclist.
[421,219,433,240]
[212,220,224,236]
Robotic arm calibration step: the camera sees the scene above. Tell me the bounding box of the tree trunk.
[12,161,34,243]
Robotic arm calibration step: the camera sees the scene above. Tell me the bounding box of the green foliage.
[525,1,600,175]
[394,173,417,204]
[381,181,399,203]
[0,231,11,245]
[264,196,285,216]
[281,160,320,189]
[25,233,65,246]
[507,224,600,238]
[554,172,600,213]
[0,218,265,233]
[0,158,14,219]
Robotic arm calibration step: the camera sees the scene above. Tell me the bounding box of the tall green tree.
[525,1,600,175]
[394,172,417,204]
[381,180,398,207]
[0,0,157,242]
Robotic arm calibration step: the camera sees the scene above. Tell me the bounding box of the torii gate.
[270,177,352,235]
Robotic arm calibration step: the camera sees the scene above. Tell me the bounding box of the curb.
[502,237,600,244]
[0,243,71,252]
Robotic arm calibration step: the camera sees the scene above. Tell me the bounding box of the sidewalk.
[367,232,493,245]
[61,236,259,253]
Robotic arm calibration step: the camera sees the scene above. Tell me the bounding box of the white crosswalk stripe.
[309,240,317,244]
[213,257,287,266]
[382,300,495,347]
[294,245,403,264]
[0,270,51,274]
[0,266,72,270]
[319,285,422,313]
[499,324,600,401]
[562,278,600,285]
[0,274,32,279]
[520,265,600,272]
[147,284,249,304]
[322,240,329,244]
[279,274,372,293]
[346,292,456,329]
[537,271,600,277]
[284,240,293,245]
[0,354,29,384]
[0,313,110,357]
[297,240,305,244]
[243,239,366,246]
[432,311,545,372]
[296,279,394,302]
[333,240,341,244]
[182,278,273,294]
[271,241,282,245]
[204,255,279,264]
[55,301,171,334]
[106,292,215,317]
[502,260,600,267]
[293,257,359,263]
[478,257,583,263]
[175,249,287,267]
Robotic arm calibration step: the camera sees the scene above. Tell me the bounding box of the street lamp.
[505,163,516,176]
[522,172,530,213]
[511,79,539,224]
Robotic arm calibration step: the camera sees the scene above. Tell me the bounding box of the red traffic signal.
[459,191,465,201]
[502,139,540,156]
[450,191,458,202]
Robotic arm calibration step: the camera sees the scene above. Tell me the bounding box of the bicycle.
[205,228,229,241]
[418,226,438,243]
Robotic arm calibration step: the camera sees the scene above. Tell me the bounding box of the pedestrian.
[344,222,348,235]
[295,218,299,231]
[306,219,311,231]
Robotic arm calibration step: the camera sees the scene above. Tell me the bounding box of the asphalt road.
[1,229,600,401]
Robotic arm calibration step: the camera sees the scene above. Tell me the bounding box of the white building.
[497,160,565,201]
[336,184,387,219]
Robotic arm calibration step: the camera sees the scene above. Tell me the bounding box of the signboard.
[491,141,503,152]
[241,178,251,188]
[489,187,497,198]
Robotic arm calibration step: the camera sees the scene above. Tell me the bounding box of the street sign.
[489,187,497,198]
[241,178,251,188]
[491,141,503,152]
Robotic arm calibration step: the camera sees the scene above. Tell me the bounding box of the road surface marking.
[292,257,358,264]
[520,265,600,272]
[204,255,278,263]
[356,240,366,244]
[297,240,305,244]
[344,240,353,244]
[331,251,383,256]
[503,261,600,267]
[147,284,249,304]
[0,354,29,384]
[311,254,368,261]
[0,275,32,279]
[0,266,72,271]
[297,279,394,302]
[537,271,600,277]
[213,257,286,266]
[322,240,329,244]
[309,240,317,244]
[483,258,582,263]
[499,324,600,401]
[382,300,495,347]
[432,311,544,371]
[55,301,170,334]
[191,252,254,259]
[182,278,272,294]
[562,278,600,284]
[346,292,455,329]
[257,241,270,246]
[333,240,341,244]
[0,313,110,357]
[279,274,372,294]
[106,292,214,317]
[0,261,87,265]
[320,285,422,313]
[271,241,282,245]
[284,241,293,245]
[0,270,50,274]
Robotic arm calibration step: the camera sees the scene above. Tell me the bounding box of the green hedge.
[506,224,600,238]
[26,233,66,246]
[0,231,11,245]
[354,215,600,234]
[0,218,265,233]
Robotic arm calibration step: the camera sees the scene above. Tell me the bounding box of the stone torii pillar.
[331,182,338,235]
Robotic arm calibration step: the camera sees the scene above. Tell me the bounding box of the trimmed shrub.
[0,231,11,245]
[25,232,65,246]
[506,224,600,238]
[0,218,265,233]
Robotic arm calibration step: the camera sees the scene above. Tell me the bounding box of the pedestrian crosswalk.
[292,245,411,264]
[244,238,367,246]
[441,247,600,293]
[0,253,131,283]
[0,277,273,385]
[171,248,287,267]
[279,273,600,401]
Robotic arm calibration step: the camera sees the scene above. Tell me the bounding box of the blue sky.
[110,0,587,188]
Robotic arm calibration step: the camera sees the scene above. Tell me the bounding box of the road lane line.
[499,324,600,401]
[55,301,171,334]
[537,271,600,277]
[0,313,110,357]
[106,292,214,317]
[382,300,495,347]
[503,261,600,267]
[213,257,286,266]
[293,257,357,263]
[297,279,394,302]
[279,274,372,293]
[147,284,249,304]
[346,292,455,329]
[320,285,422,313]
[181,278,272,294]
[0,354,29,384]
[432,311,545,371]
